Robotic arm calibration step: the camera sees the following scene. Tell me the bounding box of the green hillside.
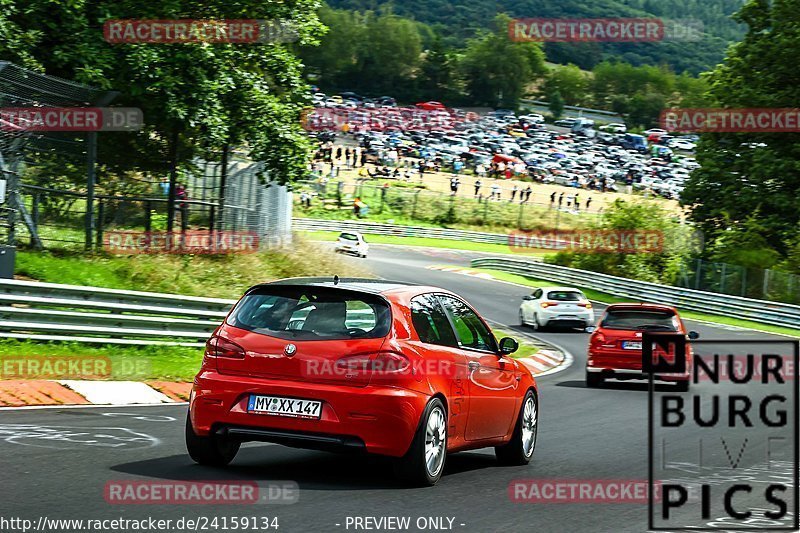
[326,0,746,73]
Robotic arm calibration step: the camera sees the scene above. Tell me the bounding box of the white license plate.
[247,395,322,419]
[622,341,642,350]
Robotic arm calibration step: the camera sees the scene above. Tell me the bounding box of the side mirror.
[522,295,534,301]
[584,326,596,334]
[687,331,699,340]
[498,337,519,355]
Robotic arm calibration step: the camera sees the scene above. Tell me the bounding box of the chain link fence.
[0,61,292,253]
[678,258,800,305]
[294,178,599,231]
[14,157,292,252]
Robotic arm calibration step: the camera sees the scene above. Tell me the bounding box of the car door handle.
[468,361,480,370]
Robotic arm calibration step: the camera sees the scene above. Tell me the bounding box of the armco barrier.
[0,278,236,346]
[471,257,800,330]
[294,218,511,244]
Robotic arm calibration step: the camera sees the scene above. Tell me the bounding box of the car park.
[519,287,594,331]
[586,303,697,390]
[187,278,539,485]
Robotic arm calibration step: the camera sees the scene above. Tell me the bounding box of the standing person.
[558,192,564,208]
[335,146,342,162]
[586,197,593,211]
[524,185,533,203]
[549,191,556,207]
[566,193,574,209]
[510,184,518,202]
[490,182,501,201]
[574,193,580,211]
[345,147,352,167]
[497,161,506,179]
[453,158,464,175]
[450,176,458,195]
[360,150,367,167]
[474,179,482,198]
[504,166,513,180]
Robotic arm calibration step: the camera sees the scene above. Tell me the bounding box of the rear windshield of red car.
[226,286,391,340]
[600,309,679,331]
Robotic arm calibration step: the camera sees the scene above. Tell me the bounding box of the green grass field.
[301,230,548,257]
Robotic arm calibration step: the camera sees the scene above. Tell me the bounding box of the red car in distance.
[586,303,697,391]
[187,278,539,486]
[415,101,446,110]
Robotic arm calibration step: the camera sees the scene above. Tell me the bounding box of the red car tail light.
[540,302,558,308]
[205,336,246,359]
[578,302,592,309]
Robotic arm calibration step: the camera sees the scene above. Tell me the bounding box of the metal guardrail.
[295,218,511,245]
[0,279,236,346]
[471,257,800,330]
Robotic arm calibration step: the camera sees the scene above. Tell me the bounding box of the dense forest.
[326,0,746,73]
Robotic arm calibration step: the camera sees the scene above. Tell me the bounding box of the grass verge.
[465,267,800,338]
[0,341,202,382]
[493,329,540,359]
[14,235,369,298]
[301,230,548,257]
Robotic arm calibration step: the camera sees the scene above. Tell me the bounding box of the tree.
[0,0,323,227]
[541,64,589,106]
[681,0,800,262]
[459,14,545,109]
[548,90,565,120]
[418,35,454,101]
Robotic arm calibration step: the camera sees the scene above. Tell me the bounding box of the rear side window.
[410,294,458,347]
[547,291,583,301]
[438,295,497,352]
[601,310,679,331]
[227,286,390,340]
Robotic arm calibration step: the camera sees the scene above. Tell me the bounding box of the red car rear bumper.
[587,350,690,382]
[190,371,431,457]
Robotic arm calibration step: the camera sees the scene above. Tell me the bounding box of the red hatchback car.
[187,278,539,485]
[586,303,697,391]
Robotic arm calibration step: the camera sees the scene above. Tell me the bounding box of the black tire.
[674,380,690,392]
[496,390,538,466]
[531,314,540,331]
[185,413,240,466]
[394,397,447,486]
[519,310,526,327]
[586,370,603,388]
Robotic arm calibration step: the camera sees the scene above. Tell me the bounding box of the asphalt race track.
[1,244,797,532]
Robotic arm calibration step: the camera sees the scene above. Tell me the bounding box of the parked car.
[586,303,697,390]
[620,133,648,153]
[600,123,627,134]
[334,232,369,258]
[554,118,577,128]
[519,287,594,331]
[187,278,539,486]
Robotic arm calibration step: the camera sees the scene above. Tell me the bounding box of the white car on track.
[334,231,369,258]
[519,286,595,331]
